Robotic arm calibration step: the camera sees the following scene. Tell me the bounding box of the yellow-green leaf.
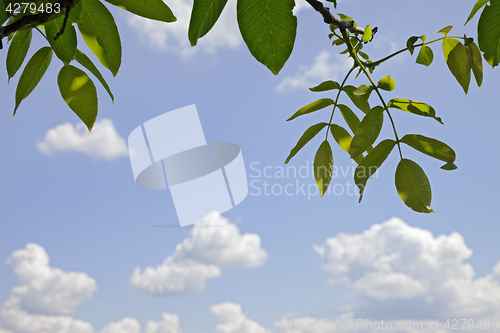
[377,75,396,91]
[395,159,434,213]
[46,15,77,64]
[388,98,443,124]
[104,0,176,22]
[285,122,328,164]
[6,28,32,80]
[349,106,384,158]
[287,98,335,121]
[314,140,334,197]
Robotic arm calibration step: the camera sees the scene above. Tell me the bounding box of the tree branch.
[0,0,77,49]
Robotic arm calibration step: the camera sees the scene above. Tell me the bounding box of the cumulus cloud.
[127,0,241,58]
[130,212,267,295]
[275,51,353,93]
[100,317,140,333]
[314,217,500,319]
[37,119,128,161]
[100,314,181,333]
[0,243,97,333]
[211,302,270,333]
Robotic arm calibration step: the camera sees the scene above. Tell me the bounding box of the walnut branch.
[0,0,77,49]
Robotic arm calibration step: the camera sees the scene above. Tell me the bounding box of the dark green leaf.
[400,134,456,169]
[467,41,483,87]
[314,140,334,197]
[237,0,297,75]
[14,47,52,114]
[441,162,458,170]
[388,98,443,124]
[478,0,500,67]
[343,85,371,113]
[0,0,8,25]
[395,159,434,213]
[69,0,83,23]
[407,36,419,55]
[446,41,471,93]
[362,24,372,42]
[78,0,122,76]
[355,139,395,202]
[58,65,98,131]
[75,49,114,101]
[325,0,337,8]
[287,98,335,121]
[46,15,77,64]
[416,45,433,66]
[337,104,361,134]
[358,50,370,60]
[377,75,396,91]
[189,0,227,46]
[104,0,176,22]
[465,0,489,25]
[309,80,341,92]
[6,28,32,80]
[349,106,384,158]
[285,122,328,164]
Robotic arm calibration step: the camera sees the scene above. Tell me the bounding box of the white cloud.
[100,317,141,333]
[129,212,267,295]
[143,313,181,333]
[314,217,500,319]
[275,51,353,93]
[37,119,128,161]
[127,0,241,59]
[211,302,270,333]
[0,243,97,333]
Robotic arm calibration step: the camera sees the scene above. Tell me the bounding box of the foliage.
[0,0,498,212]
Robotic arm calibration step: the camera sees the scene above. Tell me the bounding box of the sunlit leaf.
[104,0,176,22]
[352,84,373,99]
[46,15,77,64]
[309,80,341,92]
[435,25,452,36]
[442,38,459,62]
[343,85,371,113]
[14,47,52,114]
[446,41,471,93]
[189,0,227,46]
[75,49,114,101]
[395,159,434,213]
[355,139,395,202]
[6,28,32,80]
[237,0,297,74]
[416,45,433,66]
[330,124,352,152]
[388,98,443,124]
[58,65,98,131]
[338,104,361,134]
[362,24,372,42]
[284,122,328,164]
[78,0,122,76]
[478,0,500,67]
[400,134,456,169]
[467,41,483,87]
[287,98,335,121]
[349,106,384,158]
[314,140,334,197]
[465,0,489,25]
[377,75,396,91]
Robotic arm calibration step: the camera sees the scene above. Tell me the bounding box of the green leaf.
[104,0,176,22]
[58,65,98,131]
[287,98,335,121]
[377,75,396,91]
[436,25,452,36]
[69,0,83,23]
[6,28,32,80]
[309,80,341,92]
[352,84,373,99]
[75,49,114,101]
[0,0,8,25]
[440,162,458,170]
[399,134,456,169]
[349,106,384,158]
[325,0,337,8]
[45,15,77,64]
[355,139,395,202]
[237,0,297,75]
[284,122,328,164]
[442,38,459,62]
[478,0,500,67]
[189,0,227,46]
[388,98,443,124]
[446,41,471,94]
[330,124,352,152]
[395,159,434,213]
[343,85,371,113]
[465,0,489,25]
[14,47,52,114]
[467,41,483,87]
[362,24,372,42]
[416,45,433,66]
[314,140,334,197]
[337,104,361,134]
[78,0,122,76]
[358,50,370,60]
[406,36,419,55]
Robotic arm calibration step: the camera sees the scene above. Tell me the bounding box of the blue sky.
[1,0,500,332]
